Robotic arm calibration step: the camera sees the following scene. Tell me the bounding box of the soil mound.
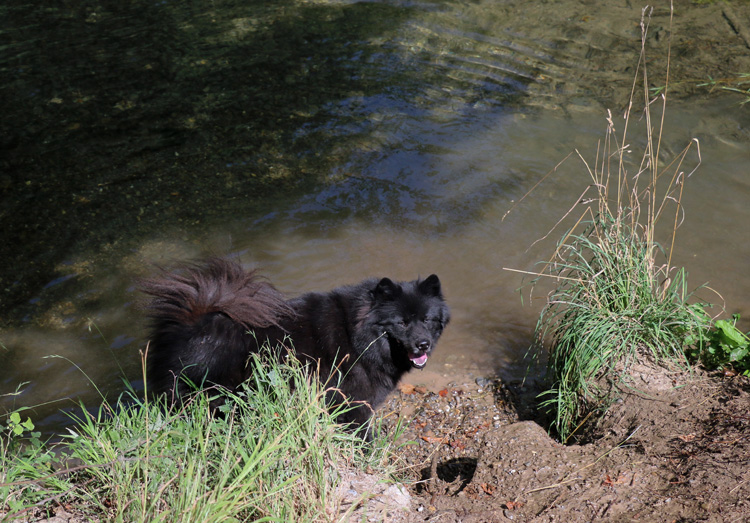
[384,369,750,522]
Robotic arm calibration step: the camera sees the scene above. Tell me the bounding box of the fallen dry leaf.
[420,435,448,445]
[464,485,480,500]
[449,438,466,450]
[601,473,628,488]
[399,383,415,395]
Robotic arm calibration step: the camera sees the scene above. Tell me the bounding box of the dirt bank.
[383,368,750,522]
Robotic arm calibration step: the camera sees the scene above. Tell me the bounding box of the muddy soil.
[380,367,750,523]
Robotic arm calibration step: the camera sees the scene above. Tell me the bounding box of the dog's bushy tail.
[140,258,294,329]
[140,258,295,399]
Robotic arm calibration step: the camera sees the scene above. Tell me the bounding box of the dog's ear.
[374,277,402,300]
[418,274,442,298]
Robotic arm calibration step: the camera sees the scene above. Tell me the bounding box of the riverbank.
[11,367,747,522]
[383,367,750,522]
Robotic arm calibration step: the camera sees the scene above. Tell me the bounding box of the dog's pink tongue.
[411,354,428,367]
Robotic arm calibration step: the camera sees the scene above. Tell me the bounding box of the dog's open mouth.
[410,353,429,369]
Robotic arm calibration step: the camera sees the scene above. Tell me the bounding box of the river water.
[2,0,749,435]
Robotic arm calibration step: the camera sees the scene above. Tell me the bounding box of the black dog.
[141,258,450,434]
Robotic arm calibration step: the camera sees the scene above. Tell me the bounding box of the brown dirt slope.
[384,369,750,522]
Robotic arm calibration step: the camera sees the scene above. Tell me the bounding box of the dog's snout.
[417,340,430,352]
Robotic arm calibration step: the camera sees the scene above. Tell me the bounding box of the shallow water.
[2,0,749,435]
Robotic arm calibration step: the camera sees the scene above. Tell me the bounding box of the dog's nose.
[417,340,430,352]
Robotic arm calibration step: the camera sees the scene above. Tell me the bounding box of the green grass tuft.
[532,211,706,442]
[516,5,714,443]
[1,348,402,522]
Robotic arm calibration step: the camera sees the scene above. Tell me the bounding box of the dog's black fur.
[141,258,450,433]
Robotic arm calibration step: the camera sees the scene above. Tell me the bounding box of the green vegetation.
[688,313,750,376]
[529,215,705,442]
[522,7,750,443]
[1,349,402,522]
[698,73,750,105]
[651,73,750,104]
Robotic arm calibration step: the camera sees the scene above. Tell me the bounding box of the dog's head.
[371,274,450,370]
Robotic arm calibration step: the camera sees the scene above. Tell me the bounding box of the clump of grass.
[1,347,401,522]
[532,212,706,442]
[516,5,710,442]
